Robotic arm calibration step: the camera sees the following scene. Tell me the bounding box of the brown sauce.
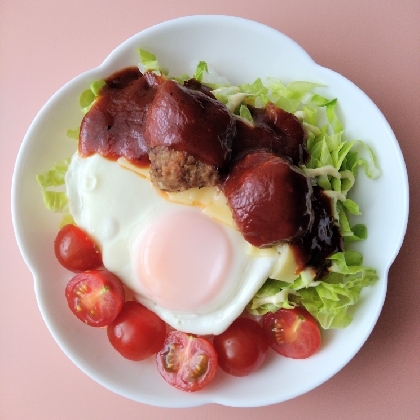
[291,186,343,276]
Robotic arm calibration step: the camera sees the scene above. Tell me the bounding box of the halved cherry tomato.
[107,301,166,361]
[262,307,321,359]
[65,270,125,327]
[213,317,268,377]
[156,331,218,392]
[54,224,102,272]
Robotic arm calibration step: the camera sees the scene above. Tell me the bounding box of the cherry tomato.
[213,318,268,377]
[65,270,125,327]
[262,307,321,359]
[107,301,166,361]
[54,224,102,272]
[156,331,218,392]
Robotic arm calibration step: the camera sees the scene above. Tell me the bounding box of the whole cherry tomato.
[65,269,125,327]
[54,224,102,272]
[156,331,218,392]
[262,307,321,359]
[107,301,166,361]
[213,317,268,376]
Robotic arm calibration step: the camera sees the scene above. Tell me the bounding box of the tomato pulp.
[156,331,218,392]
[65,270,125,327]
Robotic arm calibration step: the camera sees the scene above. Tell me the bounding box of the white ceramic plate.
[12,15,408,407]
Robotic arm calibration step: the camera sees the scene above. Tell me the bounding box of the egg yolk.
[134,209,233,312]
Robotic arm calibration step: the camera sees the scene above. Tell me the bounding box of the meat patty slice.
[223,150,314,247]
[149,146,221,192]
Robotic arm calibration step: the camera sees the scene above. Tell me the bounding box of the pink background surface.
[1,1,419,419]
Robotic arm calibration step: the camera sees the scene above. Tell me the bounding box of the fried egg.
[65,153,301,335]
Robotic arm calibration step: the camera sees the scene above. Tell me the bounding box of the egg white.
[66,153,280,335]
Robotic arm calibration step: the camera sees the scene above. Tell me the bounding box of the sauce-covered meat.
[145,79,235,170]
[264,103,309,165]
[233,115,286,162]
[224,150,342,274]
[79,67,157,166]
[232,105,308,166]
[223,150,313,247]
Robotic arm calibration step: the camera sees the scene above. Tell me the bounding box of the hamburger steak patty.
[149,146,221,192]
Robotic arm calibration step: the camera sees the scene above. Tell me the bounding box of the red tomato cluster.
[55,224,322,392]
[56,224,166,362]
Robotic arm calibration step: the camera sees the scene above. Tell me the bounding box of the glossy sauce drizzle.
[292,186,343,276]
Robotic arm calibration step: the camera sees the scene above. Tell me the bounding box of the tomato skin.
[156,331,218,392]
[65,270,125,327]
[54,224,102,272]
[107,301,166,361]
[262,307,321,359]
[213,318,268,377]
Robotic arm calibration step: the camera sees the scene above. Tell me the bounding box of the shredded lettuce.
[249,251,378,329]
[193,61,209,83]
[79,79,106,114]
[66,128,80,139]
[137,49,168,76]
[36,158,73,225]
[36,158,70,189]
[239,104,253,123]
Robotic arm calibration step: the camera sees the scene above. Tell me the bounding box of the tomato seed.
[163,343,181,373]
[187,354,209,381]
[272,319,286,344]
